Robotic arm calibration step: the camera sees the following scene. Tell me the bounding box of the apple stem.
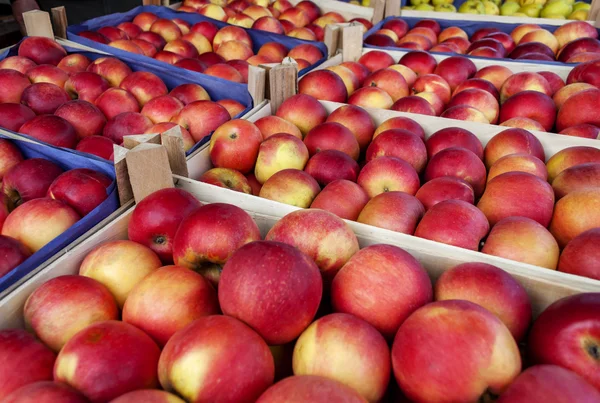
[587,342,600,360]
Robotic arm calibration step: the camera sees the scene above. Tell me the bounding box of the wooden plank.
[341,24,364,62]
[125,143,174,203]
[23,10,54,39]
[248,65,267,106]
[161,125,189,177]
[50,7,67,39]
[385,0,401,17]
[268,63,298,114]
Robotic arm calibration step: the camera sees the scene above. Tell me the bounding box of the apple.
[482,216,560,270]
[47,168,111,216]
[440,105,488,124]
[93,89,139,121]
[169,83,210,105]
[123,265,219,347]
[357,156,420,198]
[391,95,435,116]
[139,95,184,125]
[520,29,559,54]
[546,146,600,182]
[208,119,262,174]
[259,169,320,208]
[374,116,424,140]
[172,100,231,143]
[128,188,201,264]
[20,83,69,115]
[254,116,302,140]
[0,235,30,277]
[500,72,552,104]
[3,381,87,403]
[398,50,437,76]
[485,32,515,55]
[87,57,132,87]
[441,36,471,53]
[137,31,166,51]
[79,31,109,44]
[0,56,37,74]
[364,68,409,102]
[349,87,394,110]
[558,228,600,280]
[54,100,106,139]
[109,389,185,403]
[199,167,252,194]
[26,65,68,88]
[528,293,600,390]
[560,124,600,139]
[18,37,66,66]
[304,149,360,186]
[0,104,35,132]
[2,158,64,210]
[265,209,358,282]
[131,39,158,57]
[97,26,129,42]
[293,313,390,402]
[483,127,545,169]
[310,180,369,221]
[216,99,245,118]
[225,60,250,83]
[435,262,531,342]
[257,375,366,403]
[357,191,425,236]
[556,89,600,132]
[538,71,564,96]
[132,11,159,30]
[550,188,600,247]
[488,153,548,182]
[323,106,374,151]
[447,88,500,124]
[54,321,160,402]
[510,23,541,43]
[298,70,347,103]
[154,51,184,65]
[120,71,168,107]
[303,122,360,160]
[468,38,507,57]
[64,72,110,104]
[149,18,182,42]
[2,198,79,253]
[357,51,395,73]
[366,129,427,173]
[340,61,370,86]
[415,177,475,210]
[398,34,433,51]
[499,365,600,403]
[257,42,287,63]
[478,171,554,227]
[75,136,114,161]
[558,38,600,63]
[24,275,118,352]
[287,44,322,65]
[426,127,483,160]
[500,91,557,132]
[499,117,546,132]
[0,329,56,398]
[159,315,273,401]
[204,63,244,82]
[425,147,487,198]
[433,56,477,91]
[474,65,513,91]
[172,203,261,284]
[382,18,409,38]
[0,140,23,182]
[553,163,600,199]
[275,94,327,137]
[108,39,144,55]
[79,240,162,307]
[412,74,451,104]
[103,112,152,144]
[392,300,521,402]
[18,115,78,149]
[414,199,489,251]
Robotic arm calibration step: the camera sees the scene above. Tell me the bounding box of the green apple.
[410,0,431,6]
[414,3,435,10]
[483,0,500,14]
[573,1,590,10]
[541,0,572,17]
[500,1,521,14]
[520,0,546,6]
[432,0,453,6]
[459,0,485,13]
[519,3,543,16]
[568,8,589,18]
[435,3,457,11]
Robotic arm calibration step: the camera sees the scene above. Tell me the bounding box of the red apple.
[0,329,56,398]
[26,64,68,88]
[171,100,230,142]
[169,83,210,105]
[132,11,159,31]
[415,176,475,211]
[433,56,477,91]
[425,147,487,198]
[293,313,390,402]
[499,91,556,132]
[366,129,427,173]
[374,116,425,140]
[19,115,78,149]
[120,71,168,107]
[54,100,106,139]
[556,88,600,132]
[483,127,545,169]
[275,94,327,136]
[109,389,185,403]
[310,179,369,221]
[64,72,110,104]
[391,95,435,116]
[47,168,111,216]
[303,122,360,160]
[2,157,64,210]
[79,31,109,44]
[558,228,600,280]
[140,95,184,124]
[103,112,153,145]
[0,235,30,277]
[3,381,88,403]
[325,105,375,151]
[454,78,501,101]
[357,191,425,235]
[398,50,437,76]
[75,136,114,161]
[304,149,360,186]
[357,156,420,198]
[298,70,347,103]
[0,56,37,74]
[94,88,139,120]
[20,83,70,115]
[358,50,395,73]
[257,375,366,403]
[265,209,359,282]
[86,57,132,87]
[426,127,483,160]
[209,119,262,174]
[0,104,36,132]
[18,37,66,66]
[259,169,320,208]
[23,275,118,352]
[54,321,160,402]
[0,70,32,104]
[414,199,490,250]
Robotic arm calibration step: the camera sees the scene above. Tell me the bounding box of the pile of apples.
[365,18,600,63]
[1,189,600,402]
[0,36,247,160]
[299,48,600,135]
[80,12,326,81]
[200,93,600,279]
[177,0,374,40]
[0,138,112,279]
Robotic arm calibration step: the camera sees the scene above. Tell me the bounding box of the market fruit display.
[79,11,327,78]
[1,190,599,402]
[0,37,245,160]
[194,94,600,279]
[403,0,591,19]
[365,19,600,63]
[0,138,112,279]
[299,49,600,134]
